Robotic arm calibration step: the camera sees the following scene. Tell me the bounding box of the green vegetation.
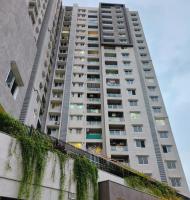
[0,112,183,200]
[125,174,181,200]
[0,112,98,200]
[74,156,98,200]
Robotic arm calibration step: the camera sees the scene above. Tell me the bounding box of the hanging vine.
[125,175,181,200]
[17,130,52,200]
[74,156,98,200]
[57,151,67,200]
[0,112,183,200]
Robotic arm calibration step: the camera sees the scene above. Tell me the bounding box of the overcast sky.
[62,0,190,188]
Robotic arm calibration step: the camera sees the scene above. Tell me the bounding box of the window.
[70,103,84,110]
[6,62,23,99]
[127,89,136,95]
[133,125,143,132]
[144,68,151,73]
[156,118,166,126]
[170,177,181,187]
[153,107,161,113]
[130,112,140,120]
[126,79,134,84]
[162,145,172,153]
[148,86,156,91]
[150,96,159,102]
[104,53,116,57]
[129,100,138,106]
[124,69,132,75]
[137,155,148,164]
[122,53,129,57]
[135,139,145,148]
[123,61,131,66]
[159,131,169,138]
[166,160,176,169]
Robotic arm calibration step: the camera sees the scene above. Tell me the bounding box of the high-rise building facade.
[0,1,189,197]
[42,3,189,196]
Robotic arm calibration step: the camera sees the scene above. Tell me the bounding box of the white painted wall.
[0,131,126,199]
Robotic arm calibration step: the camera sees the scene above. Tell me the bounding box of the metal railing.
[0,114,188,200]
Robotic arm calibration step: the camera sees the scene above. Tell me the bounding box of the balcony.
[111,146,128,152]
[87,87,100,92]
[110,139,128,152]
[109,117,124,122]
[106,79,120,88]
[86,143,103,154]
[87,121,101,126]
[110,130,126,136]
[87,72,100,82]
[87,93,101,103]
[86,133,102,139]
[87,98,101,103]
[87,83,100,92]
[108,105,123,109]
[108,111,124,123]
[107,93,121,98]
[106,83,120,87]
[87,78,100,82]
[87,109,101,114]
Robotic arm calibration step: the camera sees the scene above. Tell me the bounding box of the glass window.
[153,107,161,113]
[127,89,136,95]
[133,125,143,132]
[150,96,159,102]
[159,131,169,138]
[170,177,181,187]
[162,145,172,153]
[129,100,138,106]
[166,161,176,169]
[137,155,148,164]
[130,112,140,120]
[135,139,145,148]
[156,118,166,126]
[126,79,134,84]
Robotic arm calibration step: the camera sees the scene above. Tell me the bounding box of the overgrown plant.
[57,151,67,200]
[74,156,98,200]
[124,175,181,200]
[0,112,67,200]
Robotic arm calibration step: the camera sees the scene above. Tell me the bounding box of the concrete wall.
[0,0,36,118]
[0,132,124,199]
[99,181,159,200]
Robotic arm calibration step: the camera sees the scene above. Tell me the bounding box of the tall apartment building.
[0,0,62,125]
[42,3,189,196]
[0,1,189,197]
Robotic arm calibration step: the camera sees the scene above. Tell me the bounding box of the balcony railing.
[87,87,100,91]
[88,98,101,102]
[0,113,186,200]
[105,65,117,68]
[111,146,128,152]
[109,117,124,122]
[87,69,100,72]
[87,109,101,113]
[107,93,121,97]
[107,83,120,87]
[87,78,100,82]
[110,130,127,136]
[86,133,102,139]
[87,121,101,125]
[108,105,123,109]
